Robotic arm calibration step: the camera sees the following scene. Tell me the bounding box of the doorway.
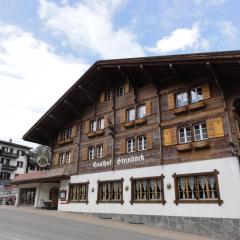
[49,187,59,209]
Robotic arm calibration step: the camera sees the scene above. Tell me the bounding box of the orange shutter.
[163,128,177,146]
[120,139,126,154]
[145,100,152,116]
[119,109,126,124]
[146,133,153,150]
[103,143,108,157]
[82,147,88,161]
[202,82,211,99]
[104,114,109,128]
[72,125,77,138]
[100,92,105,103]
[52,153,59,166]
[124,80,130,93]
[167,93,175,110]
[85,121,90,134]
[207,117,224,138]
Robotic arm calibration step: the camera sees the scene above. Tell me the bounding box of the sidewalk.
[1,206,217,240]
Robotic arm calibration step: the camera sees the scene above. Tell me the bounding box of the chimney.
[9,138,12,143]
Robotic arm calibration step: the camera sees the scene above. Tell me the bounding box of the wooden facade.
[23,51,240,176]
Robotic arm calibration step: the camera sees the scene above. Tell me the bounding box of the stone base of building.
[75,212,240,240]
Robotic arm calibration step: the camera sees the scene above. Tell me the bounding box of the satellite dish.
[37,155,49,168]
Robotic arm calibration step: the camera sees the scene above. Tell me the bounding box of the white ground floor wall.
[16,182,59,208]
[58,157,240,219]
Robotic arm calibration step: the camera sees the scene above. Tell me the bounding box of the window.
[173,170,222,205]
[118,85,125,96]
[2,147,8,152]
[59,153,65,165]
[127,138,135,153]
[127,108,135,122]
[190,87,203,103]
[90,120,97,132]
[176,92,188,108]
[69,183,89,203]
[137,105,146,119]
[61,128,72,141]
[17,161,24,168]
[65,151,71,163]
[106,90,113,101]
[138,136,147,151]
[131,176,165,204]
[194,123,208,141]
[96,145,103,158]
[5,159,10,166]
[10,148,13,153]
[88,147,95,160]
[178,127,192,144]
[97,179,123,204]
[0,172,10,180]
[19,188,36,205]
[98,118,104,130]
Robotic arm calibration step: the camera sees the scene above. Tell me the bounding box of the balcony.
[1,164,17,171]
[0,151,19,159]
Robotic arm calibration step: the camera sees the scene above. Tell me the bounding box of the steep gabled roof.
[23,50,240,145]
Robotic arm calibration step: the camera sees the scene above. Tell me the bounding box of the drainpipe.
[76,120,82,175]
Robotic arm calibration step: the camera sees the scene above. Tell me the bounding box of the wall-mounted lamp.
[167,183,172,190]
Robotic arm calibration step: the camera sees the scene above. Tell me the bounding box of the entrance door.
[19,188,36,205]
[50,187,59,209]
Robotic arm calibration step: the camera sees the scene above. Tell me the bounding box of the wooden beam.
[118,65,135,86]
[35,128,52,145]
[169,63,185,83]
[206,62,221,86]
[97,67,112,89]
[140,65,159,90]
[49,114,64,125]
[63,100,81,117]
[78,84,97,115]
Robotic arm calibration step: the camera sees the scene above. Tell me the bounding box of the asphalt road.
[0,208,168,240]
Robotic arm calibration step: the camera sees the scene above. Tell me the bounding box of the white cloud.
[146,23,209,54]
[218,21,238,39]
[38,0,144,59]
[0,22,88,146]
[194,0,228,5]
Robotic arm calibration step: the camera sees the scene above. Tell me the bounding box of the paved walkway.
[0,206,216,240]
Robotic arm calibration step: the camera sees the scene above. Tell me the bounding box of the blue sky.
[0,0,239,146]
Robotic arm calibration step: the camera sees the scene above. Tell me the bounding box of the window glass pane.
[90,120,97,132]
[138,136,147,151]
[88,147,95,160]
[96,145,103,158]
[106,90,112,101]
[137,105,146,119]
[194,123,208,141]
[118,86,125,96]
[191,87,203,103]
[127,138,135,153]
[179,127,191,143]
[98,181,122,202]
[176,92,188,108]
[127,108,135,121]
[98,118,104,130]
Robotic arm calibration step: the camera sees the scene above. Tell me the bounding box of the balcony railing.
[1,164,17,171]
[0,151,19,159]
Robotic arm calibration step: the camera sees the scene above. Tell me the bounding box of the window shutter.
[207,117,224,138]
[82,147,88,161]
[72,125,77,137]
[85,121,90,134]
[103,143,108,157]
[167,93,175,110]
[146,133,153,150]
[119,109,126,124]
[52,153,59,166]
[104,114,109,128]
[100,92,105,103]
[145,100,152,116]
[120,139,126,154]
[202,82,211,99]
[124,80,130,93]
[163,128,177,146]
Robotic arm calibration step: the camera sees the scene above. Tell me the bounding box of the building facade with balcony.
[12,51,240,239]
[0,139,38,205]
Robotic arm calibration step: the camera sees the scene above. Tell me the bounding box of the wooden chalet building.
[13,51,240,239]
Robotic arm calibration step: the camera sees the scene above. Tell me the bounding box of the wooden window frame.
[96,179,124,204]
[96,144,103,158]
[127,138,135,153]
[130,175,166,205]
[88,146,95,160]
[68,182,89,204]
[178,126,192,144]
[190,87,203,104]
[173,170,223,206]
[137,135,147,151]
[106,89,113,101]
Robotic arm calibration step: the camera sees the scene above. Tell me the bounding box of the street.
[0,207,215,240]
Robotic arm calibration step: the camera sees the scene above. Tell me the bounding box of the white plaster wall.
[17,183,59,208]
[58,157,240,219]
